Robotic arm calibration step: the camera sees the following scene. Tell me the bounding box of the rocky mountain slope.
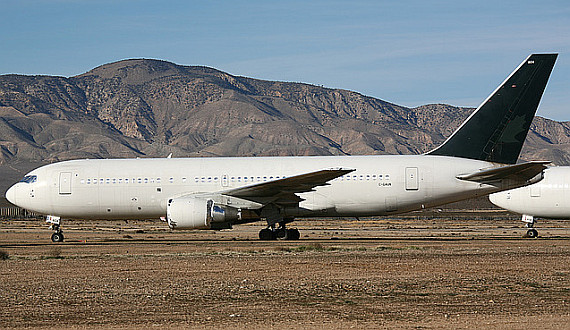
[0,59,568,167]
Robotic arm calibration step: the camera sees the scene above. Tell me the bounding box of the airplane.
[5,53,557,243]
[490,166,570,238]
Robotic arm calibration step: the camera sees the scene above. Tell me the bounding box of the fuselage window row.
[79,173,392,185]
[84,178,163,185]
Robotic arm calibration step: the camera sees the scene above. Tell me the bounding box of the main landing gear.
[259,224,300,240]
[522,214,539,238]
[47,215,64,242]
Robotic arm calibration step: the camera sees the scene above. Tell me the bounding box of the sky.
[1,0,569,120]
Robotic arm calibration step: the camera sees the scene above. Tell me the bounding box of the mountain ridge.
[0,58,568,168]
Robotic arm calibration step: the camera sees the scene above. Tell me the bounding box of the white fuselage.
[490,166,570,219]
[7,155,509,221]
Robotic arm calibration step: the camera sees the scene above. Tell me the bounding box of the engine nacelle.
[166,196,240,230]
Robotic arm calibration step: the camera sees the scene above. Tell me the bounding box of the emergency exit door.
[405,167,419,191]
[59,172,72,195]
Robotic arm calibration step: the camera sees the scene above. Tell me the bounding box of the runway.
[1,216,570,329]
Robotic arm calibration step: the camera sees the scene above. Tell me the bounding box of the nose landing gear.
[522,214,538,238]
[47,215,64,242]
[51,231,64,243]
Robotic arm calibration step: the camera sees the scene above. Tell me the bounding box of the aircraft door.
[530,185,541,197]
[59,172,72,195]
[405,167,419,191]
[222,174,229,187]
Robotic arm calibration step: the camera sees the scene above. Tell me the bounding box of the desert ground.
[1,212,569,329]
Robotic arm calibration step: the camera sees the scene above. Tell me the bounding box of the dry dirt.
[1,214,570,329]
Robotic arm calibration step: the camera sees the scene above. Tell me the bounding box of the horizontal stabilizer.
[457,161,550,183]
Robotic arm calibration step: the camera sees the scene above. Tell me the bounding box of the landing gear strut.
[47,215,64,242]
[522,214,538,238]
[259,224,300,240]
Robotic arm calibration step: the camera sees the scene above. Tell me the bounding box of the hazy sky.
[2,0,569,120]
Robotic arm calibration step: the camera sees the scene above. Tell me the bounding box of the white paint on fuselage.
[7,155,503,221]
[490,166,570,219]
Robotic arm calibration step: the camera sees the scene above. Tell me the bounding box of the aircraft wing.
[221,168,355,205]
[456,161,550,183]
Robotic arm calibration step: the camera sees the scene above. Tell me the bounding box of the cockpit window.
[19,175,37,184]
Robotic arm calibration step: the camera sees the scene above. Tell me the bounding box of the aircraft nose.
[5,185,16,205]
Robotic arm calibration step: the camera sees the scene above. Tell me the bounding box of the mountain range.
[0,58,569,197]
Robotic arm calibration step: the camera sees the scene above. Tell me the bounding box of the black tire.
[275,228,288,240]
[527,228,538,238]
[259,228,275,240]
[51,232,64,243]
[287,228,300,240]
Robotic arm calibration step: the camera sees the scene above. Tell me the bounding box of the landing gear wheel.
[287,228,300,240]
[259,228,276,240]
[526,228,538,238]
[46,215,63,243]
[275,227,288,240]
[51,232,64,243]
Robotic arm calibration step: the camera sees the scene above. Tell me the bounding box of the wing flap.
[457,161,550,183]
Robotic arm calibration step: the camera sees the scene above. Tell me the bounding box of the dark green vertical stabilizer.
[428,54,557,164]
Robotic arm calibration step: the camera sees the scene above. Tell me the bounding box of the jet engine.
[166,196,240,230]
